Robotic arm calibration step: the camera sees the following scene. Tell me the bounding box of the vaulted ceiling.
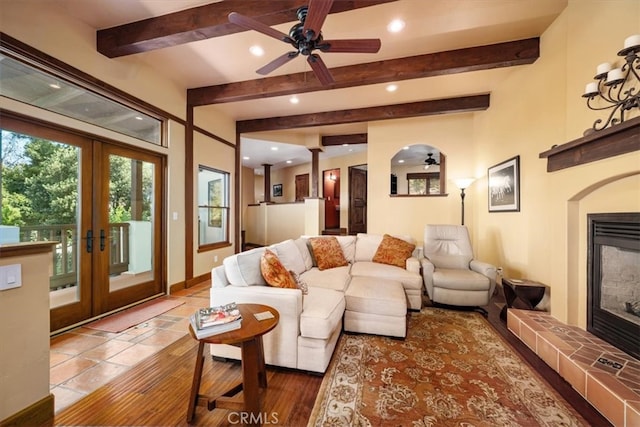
[52,0,567,167]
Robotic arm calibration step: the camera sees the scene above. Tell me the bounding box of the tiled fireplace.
[508,309,640,426]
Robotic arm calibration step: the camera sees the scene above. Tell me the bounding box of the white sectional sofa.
[209,233,423,373]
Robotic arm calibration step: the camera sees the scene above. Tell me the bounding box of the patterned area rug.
[308,308,587,427]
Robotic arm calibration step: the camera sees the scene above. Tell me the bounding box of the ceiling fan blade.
[303,0,334,41]
[256,51,299,75]
[307,54,335,86]
[228,12,293,44]
[320,39,382,53]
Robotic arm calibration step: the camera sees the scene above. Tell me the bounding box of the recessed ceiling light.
[135,116,143,120]
[403,146,410,150]
[398,159,405,163]
[49,82,61,89]
[243,156,250,160]
[289,96,300,104]
[387,19,405,33]
[386,84,398,92]
[249,45,264,56]
[286,160,292,164]
[342,144,349,147]
[271,147,278,151]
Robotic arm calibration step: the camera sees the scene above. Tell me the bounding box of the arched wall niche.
[390,144,446,196]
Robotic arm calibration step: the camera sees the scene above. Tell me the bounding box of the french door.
[1,115,164,332]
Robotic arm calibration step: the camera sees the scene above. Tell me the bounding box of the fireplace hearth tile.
[507,308,640,426]
[627,400,640,427]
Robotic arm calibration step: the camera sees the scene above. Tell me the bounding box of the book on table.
[189,314,241,339]
[190,302,242,339]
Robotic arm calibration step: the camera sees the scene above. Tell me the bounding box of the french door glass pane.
[108,154,155,292]
[1,130,81,308]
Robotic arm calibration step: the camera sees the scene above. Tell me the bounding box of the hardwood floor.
[54,286,611,426]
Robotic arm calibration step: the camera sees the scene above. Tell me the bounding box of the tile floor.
[507,308,640,427]
[50,282,211,414]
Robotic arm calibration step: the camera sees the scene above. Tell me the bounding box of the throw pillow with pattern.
[260,249,297,288]
[372,234,416,268]
[308,236,349,270]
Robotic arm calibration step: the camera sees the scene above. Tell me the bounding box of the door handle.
[100,229,106,251]
[86,230,93,253]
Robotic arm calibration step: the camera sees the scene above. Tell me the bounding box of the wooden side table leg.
[256,336,267,388]
[241,338,261,426]
[187,340,206,423]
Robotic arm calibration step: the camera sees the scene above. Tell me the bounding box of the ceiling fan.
[228,0,382,85]
[424,153,439,169]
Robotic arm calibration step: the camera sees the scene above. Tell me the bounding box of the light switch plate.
[0,264,22,291]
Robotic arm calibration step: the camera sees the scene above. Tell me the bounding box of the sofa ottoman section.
[344,276,407,338]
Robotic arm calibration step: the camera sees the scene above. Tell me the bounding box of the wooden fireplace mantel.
[539,115,640,172]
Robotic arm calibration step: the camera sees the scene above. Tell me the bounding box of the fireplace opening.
[587,212,640,360]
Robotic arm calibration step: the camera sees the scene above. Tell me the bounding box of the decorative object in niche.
[488,156,520,212]
[273,183,282,197]
[582,34,639,132]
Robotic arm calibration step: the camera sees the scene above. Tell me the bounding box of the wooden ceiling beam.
[188,38,538,106]
[322,134,368,146]
[237,94,490,133]
[97,0,398,58]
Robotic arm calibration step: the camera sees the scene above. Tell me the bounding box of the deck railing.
[19,223,130,290]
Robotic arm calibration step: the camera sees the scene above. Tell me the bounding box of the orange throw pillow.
[372,234,416,268]
[308,237,349,271]
[260,249,297,289]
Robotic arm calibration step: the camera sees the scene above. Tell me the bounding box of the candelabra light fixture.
[582,34,640,131]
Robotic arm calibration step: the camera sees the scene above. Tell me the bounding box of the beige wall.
[471,0,640,325]
[0,250,51,421]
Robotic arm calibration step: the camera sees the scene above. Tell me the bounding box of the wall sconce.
[454,178,476,226]
[329,172,337,181]
[582,34,640,131]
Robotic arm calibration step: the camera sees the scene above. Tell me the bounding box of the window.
[198,166,230,247]
[407,172,440,195]
[0,51,163,145]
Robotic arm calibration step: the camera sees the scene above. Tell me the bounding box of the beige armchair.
[420,225,497,313]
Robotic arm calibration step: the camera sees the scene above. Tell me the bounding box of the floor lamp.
[454,178,475,226]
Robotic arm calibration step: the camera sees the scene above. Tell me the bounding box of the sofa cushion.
[294,237,314,270]
[300,265,352,292]
[351,261,423,291]
[308,236,348,270]
[334,235,357,264]
[299,286,345,340]
[271,239,307,275]
[260,249,297,289]
[372,234,416,268]
[223,247,267,287]
[345,276,407,317]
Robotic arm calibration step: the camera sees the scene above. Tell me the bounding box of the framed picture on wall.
[488,155,520,212]
[273,183,283,197]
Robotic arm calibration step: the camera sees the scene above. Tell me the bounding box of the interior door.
[295,173,309,202]
[349,166,367,234]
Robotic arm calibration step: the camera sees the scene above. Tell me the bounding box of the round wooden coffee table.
[186,303,279,424]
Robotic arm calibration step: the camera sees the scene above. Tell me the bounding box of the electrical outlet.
[214,255,218,263]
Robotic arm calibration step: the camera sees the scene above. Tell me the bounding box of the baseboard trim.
[0,393,54,427]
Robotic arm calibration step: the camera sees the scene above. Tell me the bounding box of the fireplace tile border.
[507,309,640,427]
